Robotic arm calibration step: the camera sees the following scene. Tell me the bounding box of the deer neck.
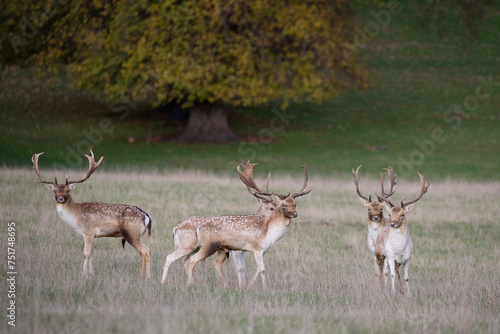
[260,208,292,236]
[55,195,82,232]
[268,208,292,227]
[399,222,409,236]
[261,210,291,252]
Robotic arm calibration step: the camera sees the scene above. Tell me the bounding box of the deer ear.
[68,184,77,191]
[255,198,265,206]
[359,197,370,206]
[382,203,392,212]
[404,204,414,214]
[46,184,56,191]
[271,194,281,203]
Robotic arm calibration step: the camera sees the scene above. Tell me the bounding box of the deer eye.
[270,207,274,211]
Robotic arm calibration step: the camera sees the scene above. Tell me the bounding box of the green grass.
[1,3,500,333]
[1,169,499,333]
[1,3,500,180]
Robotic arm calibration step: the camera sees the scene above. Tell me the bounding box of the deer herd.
[32,150,430,296]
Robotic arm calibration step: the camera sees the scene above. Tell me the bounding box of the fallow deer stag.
[160,163,279,287]
[186,162,311,288]
[375,171,430,295]
[160,199,278,286]
[353,165,396,278]
[32,151,152,279]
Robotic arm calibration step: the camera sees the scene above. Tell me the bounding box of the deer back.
[61,201,149,237]
[197,214,269,251]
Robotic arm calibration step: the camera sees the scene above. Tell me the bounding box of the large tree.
[1,0,366,143]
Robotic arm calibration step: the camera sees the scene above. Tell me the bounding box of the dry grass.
[1,168,499,333]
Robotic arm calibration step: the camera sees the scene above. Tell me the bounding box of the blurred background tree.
[0,0,366,143]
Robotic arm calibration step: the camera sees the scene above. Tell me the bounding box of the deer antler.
[401,172,430,208]
[237,161,310,201]
[291,164,312,199]
[65,150,104,185]
[377,166,397,206]
[352,165,371,202]
[237,161,276,202]
[32,152,58,185]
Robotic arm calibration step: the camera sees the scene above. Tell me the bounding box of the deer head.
[255,197,279,215]
[237,161,311,219]
[32,150,104,203]
[353,165,396,223]
[377,171,430,228]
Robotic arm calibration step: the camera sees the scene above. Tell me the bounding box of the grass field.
[1,2,500,333]
[1,168,499,333]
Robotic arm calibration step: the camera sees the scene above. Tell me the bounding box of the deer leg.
[161,247,197,284]
[213,250,229,287]
[88,242,94,276]
[89,254,94,275]
[82,235,95,276]
[128,236,151,280]
[388,258,396,296]
[376,255,385,289]
[143,245,151,280]
[248,251,266,288]
[372,255,380,278]
[232,250,246,288]
[140,252,145,277]
[395,262,403,294]
[383,258,389,286]
[403,261,411,296]
[182,254,194,273]
[186,244,217,286]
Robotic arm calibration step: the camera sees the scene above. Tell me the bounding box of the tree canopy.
[1,0,367,142]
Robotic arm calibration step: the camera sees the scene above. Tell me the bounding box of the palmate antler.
[32,150,104,185]
[237,161,311,201]
[237,161,275,202]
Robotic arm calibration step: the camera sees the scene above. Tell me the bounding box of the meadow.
[1,2,499,333]
[1,167,499,333]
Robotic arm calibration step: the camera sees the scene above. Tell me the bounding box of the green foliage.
[1,1,498,178]
[1,0,366,108]
[414,0,494,44]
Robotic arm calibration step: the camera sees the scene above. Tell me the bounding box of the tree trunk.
[176,104,241,144]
